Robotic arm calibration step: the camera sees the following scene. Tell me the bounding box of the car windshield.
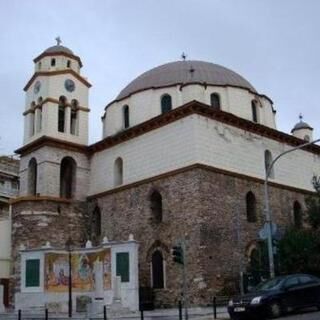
[254,277,284,291]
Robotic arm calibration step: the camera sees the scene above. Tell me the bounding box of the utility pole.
[172,239,188,320]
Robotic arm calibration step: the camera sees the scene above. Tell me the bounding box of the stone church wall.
[91,166,309,306]
[11,199,89,299]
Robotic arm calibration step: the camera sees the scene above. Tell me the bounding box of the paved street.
[277,309,320,320]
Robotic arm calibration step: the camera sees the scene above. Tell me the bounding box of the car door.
[282,276,303,310]
[297,275,320,307]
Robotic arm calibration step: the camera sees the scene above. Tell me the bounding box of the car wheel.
[317,305,320,311]
[268,301,282,319]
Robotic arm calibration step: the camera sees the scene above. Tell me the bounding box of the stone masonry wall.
[92,166,309,307]
[11,199,89,302]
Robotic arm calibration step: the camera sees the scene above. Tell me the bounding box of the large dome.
[117,60,257,100]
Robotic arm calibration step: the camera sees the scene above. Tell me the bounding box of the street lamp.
[264,138,320,279]
[65,238,74,318]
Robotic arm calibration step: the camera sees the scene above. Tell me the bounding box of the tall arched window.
[60,157,76,199]
[70,99,78,135]
[123,105,130,129]
[210,93,221,109]
[246,191,257,222]
[67,60,71,68]
[51,58,56,67]
[293,201,302,228]
[152,250,164,289]
[36,97,43,133]
[28,158,37,196]
[150,191,163,223]
[30,102,36,137]
[161,94,172,114]
[92,206,102,243]
[251,100,258,123]
[114,157,123,186]
[58,96,67,133]
[264,150,274,178]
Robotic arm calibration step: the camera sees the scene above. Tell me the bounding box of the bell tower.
[22,37,90,146]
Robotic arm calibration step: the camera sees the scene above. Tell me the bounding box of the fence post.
[140,308,144,320]
[18,309,21,320]
[178,300,182,320]
[212,296,217,319]
[45,308,48,320]
[104,305,107,320]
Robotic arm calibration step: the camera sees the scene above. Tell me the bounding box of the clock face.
[65,79,75,92]
[34,81,41,94]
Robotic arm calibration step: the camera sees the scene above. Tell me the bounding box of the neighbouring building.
[0,155,19,307]
[10,41,320,309]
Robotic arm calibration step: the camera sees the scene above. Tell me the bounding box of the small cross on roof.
[181,52,187,61]
[55,36,62,46]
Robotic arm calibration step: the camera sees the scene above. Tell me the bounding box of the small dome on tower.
[291,114,313,141]
[43,45,74,55]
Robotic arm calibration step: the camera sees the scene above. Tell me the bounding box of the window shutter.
[26,259,40,287]
[116,252,129,282]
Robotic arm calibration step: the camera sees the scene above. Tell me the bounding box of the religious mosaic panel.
[44,249,111,292]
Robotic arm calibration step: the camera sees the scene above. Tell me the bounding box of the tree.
[277,175,320,276]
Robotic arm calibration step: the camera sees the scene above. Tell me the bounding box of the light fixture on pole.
[264,138,320,279]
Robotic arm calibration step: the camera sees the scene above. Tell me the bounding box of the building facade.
[0,155,19,307]
[11,43,320,307]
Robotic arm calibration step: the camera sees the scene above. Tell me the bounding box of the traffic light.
[172,245,184,265]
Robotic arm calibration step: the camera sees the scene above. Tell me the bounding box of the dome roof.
[117,60,257,100]
[44,45,74,55]
[291,121,313,132]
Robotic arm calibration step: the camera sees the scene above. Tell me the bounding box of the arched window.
[150,191,163,223]
[264,150,274,178]
[58,96,67,133]
[38,62,42,70]
[51,58,56,67]
[28,158,37,196]
[304,135,310,142]
[210,93,221,109]
[30,102,36,137]
[67,60,71,68]
[251,100,258,123]
[161,94,172,114]
[70,99,78,135]
[152,250,164,289]
[246,191,257,222]
[114,157,123,186]
[123,105,130,129]
[293,201,302,228]
[60,157,76,199]
[92,206,102,243]
[36,97,43,133]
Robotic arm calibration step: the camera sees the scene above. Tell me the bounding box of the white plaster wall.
[0,218,11,278]
[89,116,197,195]
[103,85,276,138]
[35,56,80,74]
[194,115,320,191]
[19,146,90,199]
[292,128,313,141]
[92,114,320,196]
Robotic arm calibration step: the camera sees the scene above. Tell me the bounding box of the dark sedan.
[228,274,320,319]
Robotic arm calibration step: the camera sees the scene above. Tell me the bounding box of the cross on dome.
[181,52,187,61]
[299,113,303,122]
[55,36,62,46]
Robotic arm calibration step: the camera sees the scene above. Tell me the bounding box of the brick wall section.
[11,199,88,300]
[92,166,308,306]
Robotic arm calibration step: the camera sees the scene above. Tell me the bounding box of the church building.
[10,41,320,307]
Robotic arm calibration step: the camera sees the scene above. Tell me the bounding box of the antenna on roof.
[181,52,187,61]
[55,36,62,46]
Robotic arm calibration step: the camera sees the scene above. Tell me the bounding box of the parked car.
[228,274,320,319]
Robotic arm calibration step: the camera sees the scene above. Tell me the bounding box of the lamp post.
[65,238,74,318]
[264,138,320,279]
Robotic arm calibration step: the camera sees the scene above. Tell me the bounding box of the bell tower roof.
[33,38,83,67]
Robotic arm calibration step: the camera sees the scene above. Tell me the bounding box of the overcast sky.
[0,0,319,155]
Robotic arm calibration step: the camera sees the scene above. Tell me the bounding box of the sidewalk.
[0,306,230,320]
